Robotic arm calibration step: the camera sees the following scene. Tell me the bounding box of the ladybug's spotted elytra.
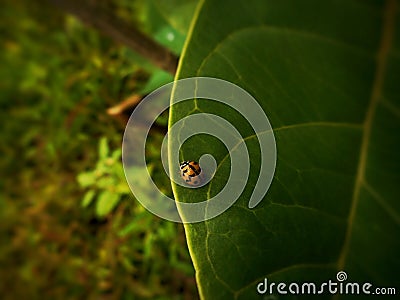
[180,161,203,186]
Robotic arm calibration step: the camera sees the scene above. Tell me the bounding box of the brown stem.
[45,0,179,74]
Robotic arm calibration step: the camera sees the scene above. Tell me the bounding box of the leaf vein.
[205,232,236,294]
[198,25,373,77]
[336,0,397,271]
[207,121,362,198]
[381,96,400,118]
[234,262,336,297]
[363,181,400,225]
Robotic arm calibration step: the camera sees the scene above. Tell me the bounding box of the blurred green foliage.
[77,137,128,217]
[0,0,198,299]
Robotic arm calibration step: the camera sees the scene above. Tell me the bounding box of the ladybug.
[180,161,203,186]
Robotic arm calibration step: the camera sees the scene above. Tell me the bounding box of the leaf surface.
[170,0,400,299]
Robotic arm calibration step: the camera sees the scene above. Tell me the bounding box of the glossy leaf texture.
[169,0,400,299]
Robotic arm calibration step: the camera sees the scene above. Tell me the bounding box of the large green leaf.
[170,0,400,299]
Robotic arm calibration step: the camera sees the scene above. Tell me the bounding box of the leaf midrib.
[336,0,397,271]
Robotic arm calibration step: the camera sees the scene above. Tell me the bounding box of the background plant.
[0,0,198,299]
